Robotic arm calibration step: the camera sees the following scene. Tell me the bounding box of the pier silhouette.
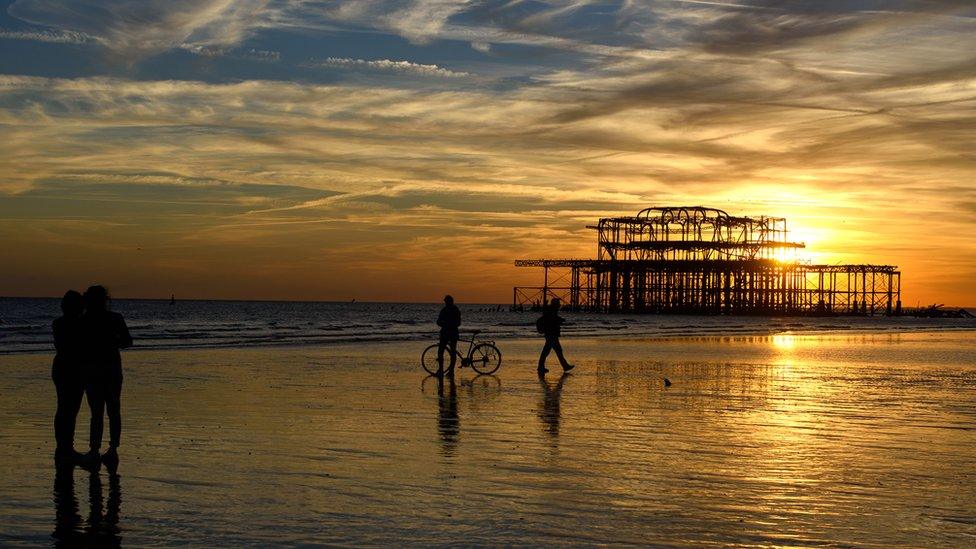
[514,206,901,316]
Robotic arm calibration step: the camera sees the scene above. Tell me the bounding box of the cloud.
[178,43,280,61]
[0,27,98,44]
[8,0,277,61]
[310,57,470,78]
[687,1,976,55]
[314,0,471,45]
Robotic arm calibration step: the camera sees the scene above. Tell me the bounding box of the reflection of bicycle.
[421,373,501,396]
[421,331,502,375]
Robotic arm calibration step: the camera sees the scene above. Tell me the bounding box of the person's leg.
[551,338,571,368]
[538,339,553,371]
[55,380,85,454]
[446,338,458,373]
[86,382,105,454]
[436,337,447,375]
[54,380,70,453]
[105,377,122,450]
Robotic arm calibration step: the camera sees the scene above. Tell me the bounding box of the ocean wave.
[2,298,974,354]
[0,324,46,332]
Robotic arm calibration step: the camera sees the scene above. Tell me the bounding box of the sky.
[0,0,974,305]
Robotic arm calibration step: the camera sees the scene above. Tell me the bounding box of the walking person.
[52,290,86,463]
[536,298,575,375]
[82,285,132,469]
[436,295,461,376]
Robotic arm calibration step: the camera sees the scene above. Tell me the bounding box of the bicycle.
[421,331,502,375]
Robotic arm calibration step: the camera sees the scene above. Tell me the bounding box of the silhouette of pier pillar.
[543,265,549,306]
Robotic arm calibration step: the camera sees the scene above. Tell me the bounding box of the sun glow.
[775,224,821,264]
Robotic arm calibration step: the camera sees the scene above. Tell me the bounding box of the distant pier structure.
[513,206,901,316]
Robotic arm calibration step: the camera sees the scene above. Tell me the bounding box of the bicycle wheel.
[470,343,502,375]
[421,343,443,375]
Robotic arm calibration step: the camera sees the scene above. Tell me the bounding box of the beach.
[1,331,975,547]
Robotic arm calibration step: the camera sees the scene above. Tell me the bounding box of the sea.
[2,297,974,354]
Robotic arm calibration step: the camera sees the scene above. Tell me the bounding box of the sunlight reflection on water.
[0,332,974,546]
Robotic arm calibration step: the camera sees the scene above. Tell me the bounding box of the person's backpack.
[535,315,546,334]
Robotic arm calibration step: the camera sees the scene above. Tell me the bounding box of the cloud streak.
[312,57,470,78]
[0,27,97,44]
[8,0,277,61]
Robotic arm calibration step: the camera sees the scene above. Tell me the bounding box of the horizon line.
[0,295,506,306]
[2,295,973,310]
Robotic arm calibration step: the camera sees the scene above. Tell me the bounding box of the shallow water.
[3,297,974,353]
[1,332,975,546]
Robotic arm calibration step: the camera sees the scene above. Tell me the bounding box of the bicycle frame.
[444,331,484,366]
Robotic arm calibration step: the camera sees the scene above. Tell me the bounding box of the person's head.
[550,297,561,311]
[444,295,454,305]
[60,290,84,318]
[84,285,110,312]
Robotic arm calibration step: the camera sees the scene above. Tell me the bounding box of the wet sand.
[1,331,975,547]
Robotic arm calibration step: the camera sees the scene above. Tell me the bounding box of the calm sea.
[2,297,974,354]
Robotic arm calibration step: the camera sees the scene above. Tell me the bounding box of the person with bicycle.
[436,295,461,376]
[536,298,575,375]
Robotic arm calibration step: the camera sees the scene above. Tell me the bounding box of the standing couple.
[52,285,132,470]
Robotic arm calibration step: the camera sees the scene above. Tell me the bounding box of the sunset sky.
[1,1,974,304]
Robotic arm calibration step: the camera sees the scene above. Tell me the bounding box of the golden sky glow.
[1,1,974,304]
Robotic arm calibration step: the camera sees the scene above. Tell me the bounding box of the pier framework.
[513,207,901,316]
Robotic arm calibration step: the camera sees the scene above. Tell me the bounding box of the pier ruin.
[513,206,901,316]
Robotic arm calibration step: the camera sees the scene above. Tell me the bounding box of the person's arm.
[117,316,133,349]
[454,307,461,328]
[437,308,445,328]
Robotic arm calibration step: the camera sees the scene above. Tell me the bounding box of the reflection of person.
[52,290,86,462]
[87,471,122,546]
[536,298,575,375]
[52,466,122,547]
[83,285,132,466]
[437,375,459,456]
[52,463,82,546]
[436,295,461,376]
[538,372,567,438]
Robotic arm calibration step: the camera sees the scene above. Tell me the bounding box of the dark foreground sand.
[1,331,975,547]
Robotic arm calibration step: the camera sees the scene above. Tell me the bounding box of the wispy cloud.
[8,0,278,61]
[311,57,470,78]
[0,27,98,44]
[178,43,280,61]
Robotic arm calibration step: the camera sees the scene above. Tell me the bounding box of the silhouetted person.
[82,285,132,467]
[536,298,574,375]
[436,295,461,376]
[436,375,459,456]
[53,290,86,462]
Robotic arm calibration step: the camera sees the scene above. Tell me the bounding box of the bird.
[664,377,672,387]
